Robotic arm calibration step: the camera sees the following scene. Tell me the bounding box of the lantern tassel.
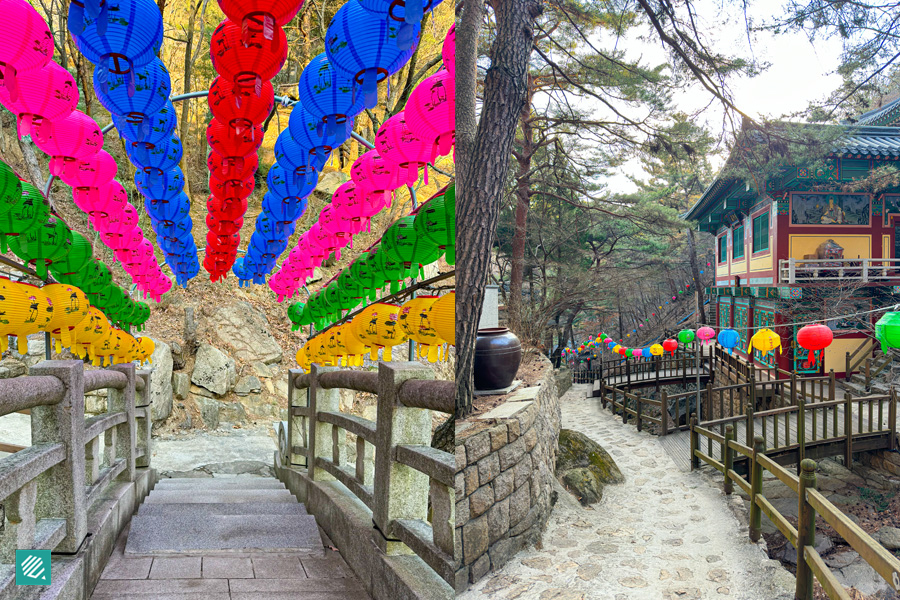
[361,68,379,109]
[68,2,86,35]
[3,64,18,103]
[97,0,108,35]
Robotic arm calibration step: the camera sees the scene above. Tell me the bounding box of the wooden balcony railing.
[780,258,900,284]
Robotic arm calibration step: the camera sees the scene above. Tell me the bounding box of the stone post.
[795,459,818,600]
[372,362,433,553]
[110,364,136,482]
[309,364,340,481]
[749,435,765,543]
[29,360,86,554]
[287,369,308,468]
[135,369,152,469]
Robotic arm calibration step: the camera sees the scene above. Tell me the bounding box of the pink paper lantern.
[405,69,454,162]
[92,203,138,234]
[350,149,400,208]
[319,204,354,247]
[374,111,432,186]
[101,226,144,251]
[0,62,77,140]
[297,231,326,267]
[0,0,54,102]
[74,180,127,219]
[116,239,154,267]
[442,24,455,78]
[59,150,117,190]
[33,110,103,176]
[332,181,382,233]
[697,326,716,346]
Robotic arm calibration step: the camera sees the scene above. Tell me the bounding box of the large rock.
[148,338,174,421]
[0,357,27,379]
[207,303,283,364]
[234,375,262,396]
[877,526,900,550]
[195,396,220,430]
[191,344,236,396]
[172,372,190,400]
[556,428,624,505]
[219,401,247,424]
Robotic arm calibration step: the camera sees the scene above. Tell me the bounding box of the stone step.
[138,502,308,517]
[154,478,286,491]
[123,514,322,555]
[144,489,296,504]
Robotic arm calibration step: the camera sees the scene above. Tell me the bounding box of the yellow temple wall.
[825,337,870,373]
[788,235,872,261]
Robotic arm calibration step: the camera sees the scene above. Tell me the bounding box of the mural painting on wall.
[792,193,870,225]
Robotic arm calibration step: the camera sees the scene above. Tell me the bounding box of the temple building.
[685,98,900,375]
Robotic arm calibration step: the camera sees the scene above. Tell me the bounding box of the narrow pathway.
[461,384,796,600]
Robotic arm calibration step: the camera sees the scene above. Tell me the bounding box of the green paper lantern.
[336,269,364,311]
[8,216,73,279]
[49,232,93,278]
[349,250,380,302]
[324,284,344,322]
[380,216,442,280]
[307,291,330,330]
[677,329,696,345]
[77,260,113,294]
[370,247,408,295]
[131,302,150,331]
[414,184,455,265]
[288,302,306,331]
[0,182,48,253]
[0,162,23,217]
[875,312,900,353]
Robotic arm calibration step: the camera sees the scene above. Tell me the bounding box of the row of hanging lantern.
[0,276,154,366]
[276,183,453,312]
[66,0,197,291]
[202,0,300,281]
[572,323,836,370]
[0,162,150,336]
[235,7,455,289]
[295,291,454,369]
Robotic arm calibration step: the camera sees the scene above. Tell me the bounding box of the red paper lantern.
[206,213,244,235]
[207,195,248,221]
[662,338,678,355]
[209,19,287,97]
[206,231,240,250]
[207,151,259,182]
[796,324,833,368]
[207,119,264,156]
[209,174,255,201]
[208,76,274,136]
[217,0,303,43]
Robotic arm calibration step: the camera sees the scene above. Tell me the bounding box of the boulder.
[219,401,247,424]
[556,428,624,505]
[241,393,280,419]
[172,372,190,400]
[877,526,900,550]
[170,341,185,370]
[206,302,283,364]
[234,375,262,396]
[191,344,236,396]
[251,361,273,378]
[0,357,27,379]
[148,338,174,421]
[195,396,219,430]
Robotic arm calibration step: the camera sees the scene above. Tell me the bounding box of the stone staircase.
[124,476,321,555]
[844,352,894,395]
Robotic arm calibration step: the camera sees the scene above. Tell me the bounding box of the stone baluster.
[135,369,152,469]
[110,364,136,482]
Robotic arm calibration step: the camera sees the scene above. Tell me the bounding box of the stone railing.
[277,362,455,600]
[0,359,153,593]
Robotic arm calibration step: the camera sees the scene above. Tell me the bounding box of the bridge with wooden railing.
[587,346,900,600]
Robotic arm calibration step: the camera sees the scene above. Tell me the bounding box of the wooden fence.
[691,424,900,600]
[284,362,455,588]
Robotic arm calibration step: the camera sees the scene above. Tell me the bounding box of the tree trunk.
[455,0,543,418]
[18,137,49,203]
[687,228,707,325]
[507,78,536,333]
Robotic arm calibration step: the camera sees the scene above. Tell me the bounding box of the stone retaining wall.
[555,368,572,396]
[860,448,900,477]
[455,366,562,587]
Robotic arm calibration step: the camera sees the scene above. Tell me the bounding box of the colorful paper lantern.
[677,329,695,345]
[405,69,454,162]
[208,76,274,136]
[649,344,664,356]
[428,291,454,346]
[8,216,72,279]
[0,62,77,139]
[381,215,442,278]
[354,302,407,361]
[717,329,740,354]
[442,23,455,77]
[93,57,171,120]
[296,52,365,137]
[0,162,23,216]
[33,110,103,176]
[375,111,432,186]
[0,0,54,103]
[876,313,900,353]
[748,328,781,355]
[399,295,444,362]
[662,338,678,355]
[69,0,162,72]
[217,0,303,43]
[697,326,716,346]
[796,323,833,368]
[207,118,264,157]
[210,19,287,97]
[42,283,89,350]
[0,182,48,253]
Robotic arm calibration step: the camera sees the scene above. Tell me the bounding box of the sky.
[599,0,847,193]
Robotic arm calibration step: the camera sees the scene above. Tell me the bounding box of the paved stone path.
[461,384,796,600]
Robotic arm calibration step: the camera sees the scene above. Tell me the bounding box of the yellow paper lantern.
[399,295,444,362]
[113,331,138,365]
[42,283,90,351]
[306,335,334,366]
[324,325,349,366]
[72,307,106,360]
[650,344,664,356]
[428,291,454,346]
[354,303,407,361]
[341,321,369,367]
[0,278,29,354]
[612,344,622,353]
[136,337,155,365]
[748,328,781,355]
[92,326,118,366]
[11,282,54,354]
[295,345,312,371]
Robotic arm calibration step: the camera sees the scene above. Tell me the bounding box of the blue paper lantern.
[267,163,315,200]
[297,53,365,138]
[273,131,319,181]
[126,135,183,176]
[717,329,740,354]
[69,0,163,73]
[358,0,443,48]
[325,1,419,109]
[288,105,351,171]
[262,192,307,224]
[145,193,190,223]
[94,58,171,120]
[135,167,185,201]
[113,101,177,146]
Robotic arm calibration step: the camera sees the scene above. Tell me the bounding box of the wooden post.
[790,372,797,407]
[600,383,606,408]
[724,424,734,495]
[890,387,897,451]
[745,388,755,447]
[636,393,642,432]
[795,459,818,600]
[655,355,660,393]
[704,382,713,423]
[626,359,631,392]
[797,396,806,474]
[845,351,851,380]
[689,413,699,470]
[749,435,765,543]
[844,391,853,468]
[660,390,669,436]
[866,357,872,393]
[622,391,628,424]
[828,369,835,403]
